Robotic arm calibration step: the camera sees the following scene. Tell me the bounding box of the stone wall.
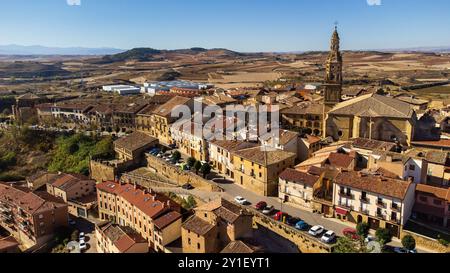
[89,160,135,183]
[146,155,223,192]
[401,230,450,253]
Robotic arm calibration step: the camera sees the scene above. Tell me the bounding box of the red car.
[343,228,360,240]
[255,201,267,211]
[274,212,289,222]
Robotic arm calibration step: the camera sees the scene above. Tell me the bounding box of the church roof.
[328,94,414,119]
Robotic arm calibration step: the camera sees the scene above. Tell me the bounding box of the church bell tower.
[323,26,343,112]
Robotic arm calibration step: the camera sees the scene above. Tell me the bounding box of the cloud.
[367,0,381,5]
[67,0,81,6]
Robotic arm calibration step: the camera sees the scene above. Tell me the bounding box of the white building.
[102,85,141,96]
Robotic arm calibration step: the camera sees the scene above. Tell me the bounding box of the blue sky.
[1,0,450,52]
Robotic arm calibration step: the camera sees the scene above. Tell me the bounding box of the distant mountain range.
[1,44,450,56]
[0,44,126,55]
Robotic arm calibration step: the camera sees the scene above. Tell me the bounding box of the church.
[322,27,417,145]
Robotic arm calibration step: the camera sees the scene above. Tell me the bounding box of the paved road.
[207,176,433,253]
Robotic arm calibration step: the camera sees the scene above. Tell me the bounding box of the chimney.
[152,196,156,201]
[167,200,171,207]
[134,182,137,190]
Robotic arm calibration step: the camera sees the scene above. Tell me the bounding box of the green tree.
[375,228,392,246]
[187,157,196,168]
[172,151,181,162]
[356,222,370,239]
[401,235,416,251]
[200,163,212,178]
[333,237,360,253]
[193,161,202,174]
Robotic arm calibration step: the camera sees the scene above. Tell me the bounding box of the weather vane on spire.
[334,21,339,30]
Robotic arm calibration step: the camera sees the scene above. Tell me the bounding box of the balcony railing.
[377,201,386,208]
[361,209,370,215]
[339,192,355,200]
[391,205,401,212]
[339,203,354,210]
[360,197,370,204]
[376,213,385,220]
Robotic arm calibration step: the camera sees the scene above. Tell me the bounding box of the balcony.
[339,203,354,211]
[376,213,386,220]
[391,205,401,212]
[376,201,386,208]
[339,191,355,200]
[361,209,370,215]
[360,197,370,204]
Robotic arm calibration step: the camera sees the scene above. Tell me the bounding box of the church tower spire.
[324,26,343,111]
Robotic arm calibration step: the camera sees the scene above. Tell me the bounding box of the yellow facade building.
[232,147,296,196]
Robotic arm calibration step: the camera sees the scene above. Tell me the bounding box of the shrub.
[172,151,181,162]
[402,235,416,251]
[193,161,202,174]
[187,157,196,168]
[200,163,212,178]
[356,222,370,238]
[375,228,392,245]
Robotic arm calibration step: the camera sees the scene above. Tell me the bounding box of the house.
[209,140,258,179]
[220,240,262,253]
[368,151,424,184]
[281,103,324,136]
[95,222,149,253]
[46,173,96,203]
[260,130,300,161]
[170,121,207,161]
[181,198,253,253]
[0,183,68,249]
[51,101,93,127]
[298,135,322,163]
[279,168,321,209]
[396,96,429,111]
[149,96,194,145]
[46,173,97,218]
[26,172,60,191]
[113,131,158,163]
[232,147,296,196]
[96,181,182,252]
[325,93,416,145]
[333,171,416,238]
[412,184,450,230]
[135,95,173,133]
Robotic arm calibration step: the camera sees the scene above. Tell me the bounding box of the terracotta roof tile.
[279,168,320,187]
[335,171,412,200]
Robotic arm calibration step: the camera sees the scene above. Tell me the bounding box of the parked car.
[365,235,375,243]
[68,219,76,226]
[308,225,324,236]
[286,217,301,226]
[321,230,336,243]
[79,240,87,251]
[262,205,275,215]
[255,201,267,211]
[394,247,417,254]
[181,183,194,190]
[234,196,247,205]
[79,232,85,241]
[274,211,289,222]
[295,220,308,231]
[343,228,360,240]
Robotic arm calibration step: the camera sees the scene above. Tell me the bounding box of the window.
[433,199,443,206]
[39,214,43,219]
[409,165,415,171]
[419,196,428,203]
[197,243,201,250]
[188,238,191,245]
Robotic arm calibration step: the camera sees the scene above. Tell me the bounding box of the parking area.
[68,216,98,253]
